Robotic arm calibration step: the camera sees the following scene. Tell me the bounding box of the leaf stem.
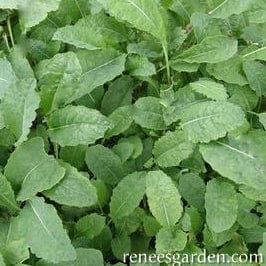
[208,0,229,15]
[157,65,166,73]
[7,16,14,47]
[246,110,258,116]
[54,143,59,159]
[162,44,170,84]
[3,33,11,53]
[74,0,84,17]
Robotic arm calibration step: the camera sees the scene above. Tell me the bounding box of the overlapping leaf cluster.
[0,0,266,265]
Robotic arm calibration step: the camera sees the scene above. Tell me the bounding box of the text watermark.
[123,250,263,265]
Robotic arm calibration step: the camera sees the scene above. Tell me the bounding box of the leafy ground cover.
[0,0,266,265]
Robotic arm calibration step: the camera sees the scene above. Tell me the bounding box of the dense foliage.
[0,0,266,265]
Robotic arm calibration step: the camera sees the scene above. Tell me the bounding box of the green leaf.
[170,60,199,73]
[111,233,131,260]
[75,214,105,239]
[126,55,156,77]
[0,58,16,99]
[127,40,162,59]
[29,124,50,153]
[85,144,124,185]
[241,25,266,46]
[53,18,106,50]
[4,137,65,201]
[17,0,61,30]
[156,227,187,253]
[181,149,207,174]
[36,52,82,113]
[243,60,266,97]
[205,179,238,233]
[204,223,238,248]
[112,142,134,163]
[242,46,266,61]
[106,106,134,138]
[114,207,145,235]
[118,135,143,159]
[46,0,91,27]
[161,86,205,126]
[110,171,146,220]
[14,196,76,263]
[153,130,195,168]
[59,145,86,170]
[133,97,166,130]
[0,128,15,147]
[227,84,258,112]
[0,0,17,9]
[98,0,167,45]
[209,0,254,19]
[146,170,183,226]
[181,101,246,143]
[240,185,266,202]
[143,215,161,237]
[175,35,237,64]
[101,76,134,116]
[74,248,104,266]
[76,49,126,100]
[43,162,98,208]
[246,0,266,24]
[0,112,4,130]
[53,13,127,49]
[200,130,266,189]
[91,179,109,208]
[191,12,222,42]
[9,46,35,79]
[75,86,104,109]
[0,173,19,213]
[178,173,206,212]
[1,78,40,146]
[36,248,104,266]
[1,0,265,260]
[259,233,266,266]
[47,105,110,147]
[237,194,258,229]
[259,113,266,129]
[0,253,5,266]
[27,24,61,63]
[189,79,228,101]
[206,56,248,86]
[0,219,29,265]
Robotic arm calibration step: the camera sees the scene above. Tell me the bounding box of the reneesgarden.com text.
[124,250,263,265]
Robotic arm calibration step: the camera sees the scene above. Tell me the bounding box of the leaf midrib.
[48,122,99,131]
[29,201,55,241]
[126,0,155,27]
[111,178,144,219]
[181,114,219,127]
[0,192,19,211]
[216,141,256,160]
[81,55,124,77]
